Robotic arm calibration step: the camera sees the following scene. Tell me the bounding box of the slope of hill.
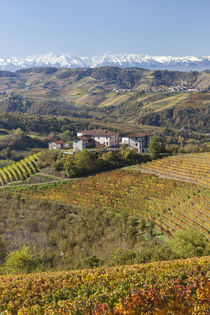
[140,152,210,187]
[0,256,209,314]
[17,167,209,238]
[0,164,208,268]
[0,67,210,134]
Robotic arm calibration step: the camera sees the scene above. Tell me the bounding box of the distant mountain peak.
[0,53,210,72]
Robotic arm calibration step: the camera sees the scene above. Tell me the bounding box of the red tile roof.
[127,133,151,138]
[54,140,64,144]
[80,129,118,137]
[78,136,92,141]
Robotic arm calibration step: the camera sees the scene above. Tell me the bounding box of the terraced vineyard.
[0,152,41,186]
[0,256,209,314]
[149,186,210,240]
[140,153,210,187]
[17,169,210,239]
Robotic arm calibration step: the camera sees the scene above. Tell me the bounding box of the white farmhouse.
[73,135,93,152]
[77,129,119,147]
[122,133,152,153]
[48,140,64,150]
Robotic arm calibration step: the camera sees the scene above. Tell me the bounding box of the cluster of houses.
[49,129,152,154]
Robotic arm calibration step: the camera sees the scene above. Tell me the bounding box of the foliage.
[61,149,148,178]
[86,255,101,268]
[5,245,39,274]
[0,155,209,270]
[0,256,209,313]
[0,129,45,151]
[0,188,173,270]
[148,135,161,158]
[170,229,209,258]
[17,167,209,239]
[0,147,12,159]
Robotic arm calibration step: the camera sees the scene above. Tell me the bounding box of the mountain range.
[0,53,210,72]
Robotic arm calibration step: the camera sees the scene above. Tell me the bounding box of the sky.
[0,0,209,58]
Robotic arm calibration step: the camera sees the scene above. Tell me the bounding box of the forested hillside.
[0,67,209,135]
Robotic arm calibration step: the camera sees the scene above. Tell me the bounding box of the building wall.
[129,138,142,153]
[77,132,117,147]
[49,143,61,150]
[93,136,116,147]
[73,140,88,152]
[109,135,116,147]
[122,137,129,145]
[122,136,151,153]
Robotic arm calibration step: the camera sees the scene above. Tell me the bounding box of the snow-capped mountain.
[0,52,210,72]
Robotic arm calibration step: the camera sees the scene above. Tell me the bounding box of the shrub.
[85,255,101,268]
[5,245,39,274]
[170,229,209,258]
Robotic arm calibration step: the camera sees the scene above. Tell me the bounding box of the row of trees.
[37,147,151,179]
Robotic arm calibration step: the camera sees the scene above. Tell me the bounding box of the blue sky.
[0,0,209,57]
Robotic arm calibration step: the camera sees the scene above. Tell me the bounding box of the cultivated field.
[17,169,210,239]
[140,152,210,187]
[0,256,209,314]
[0,152,41,186]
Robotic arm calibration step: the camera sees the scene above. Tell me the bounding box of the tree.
[74,149,92,175]
[64,149,92,177]
[148,136,161,158]
[64,154,77,178]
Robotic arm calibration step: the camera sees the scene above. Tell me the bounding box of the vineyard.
[18,169,210,239]
[0,152,41,186]
[140,152,210,188]
[0,256,209,314]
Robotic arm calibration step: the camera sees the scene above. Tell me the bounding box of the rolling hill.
[0,152,208,269]
[0,67,210,134]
